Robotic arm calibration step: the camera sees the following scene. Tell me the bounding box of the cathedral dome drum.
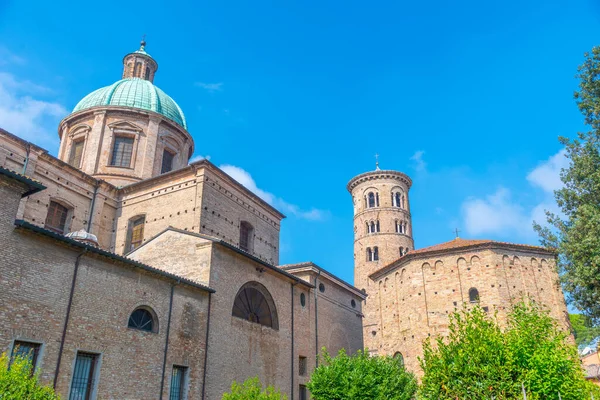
[72,78,187,130]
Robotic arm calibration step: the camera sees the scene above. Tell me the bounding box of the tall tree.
[534,46,600,323]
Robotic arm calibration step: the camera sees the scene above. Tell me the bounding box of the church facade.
[348,168,570,374]
[0,42,365,400]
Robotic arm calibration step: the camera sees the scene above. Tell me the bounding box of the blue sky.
[1,0,599,285]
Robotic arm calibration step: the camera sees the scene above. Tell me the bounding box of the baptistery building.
[0,41,365,400]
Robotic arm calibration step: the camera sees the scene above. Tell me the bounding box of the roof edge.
[0,166,46,197]
[281,261,366,299]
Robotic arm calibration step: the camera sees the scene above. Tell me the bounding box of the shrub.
[222,376,287,400]
[0,351,59,399]
[307,348,417,400]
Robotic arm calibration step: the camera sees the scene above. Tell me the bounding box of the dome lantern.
[122,38,158,83]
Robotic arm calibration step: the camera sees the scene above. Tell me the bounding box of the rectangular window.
[299,356,307,376]
[69,352,98,400]
[69,140,85,168]
[169,365,187,400]
[161,149,175,174]
[11,341,41,374]
[110,136,134,167]
[45,201,69,234]
[299,385,307,400]
[128,217,145,251]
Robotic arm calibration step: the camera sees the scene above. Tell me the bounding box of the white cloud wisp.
[220,164,329,221]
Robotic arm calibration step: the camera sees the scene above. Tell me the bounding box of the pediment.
[107,120,144,133]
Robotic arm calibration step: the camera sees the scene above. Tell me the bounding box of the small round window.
[300,293,306,307]
[351,299,356,308]
[319,283,325,293]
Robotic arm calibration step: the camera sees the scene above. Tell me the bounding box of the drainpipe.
[159,282,176,400]
[22,143,31,175]
[53,249,87,389]
[314,270,321,367]
[201,292,213,400]
[86,181,100,232]
[290,282,297,400]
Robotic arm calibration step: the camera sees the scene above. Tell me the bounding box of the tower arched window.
[469,288,480,304]
[395,220,400,233]
[376,192,380,207]
[368,192,376,208]
[144,66,151,80]
[367,247,373,262]
[126,215,145,252]
[370,221,376,234]
[376,220,380,232]
[128,307,157,333]
[373,246,379,261]
[232,282,279,330]
[394,352,405,367]
[134,62,142,77]
[399,247,404,256]
[395,192,402,208]
[239,221,254,252]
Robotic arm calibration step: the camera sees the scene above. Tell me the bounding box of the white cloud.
[410,150,427,172]
[220,164,329,221]
[0,72,66,149]
[460,149,566,238]
[189,154,210,163]
[195,82,224,93]
[462,187,530,236]
[527,149,568,193]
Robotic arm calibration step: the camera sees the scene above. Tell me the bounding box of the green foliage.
[419,301,600,399]
[307,348,417,400]
[0,352,59,399]
[534,45,600,323]
[222,376,287,400]
[569,313,600,347]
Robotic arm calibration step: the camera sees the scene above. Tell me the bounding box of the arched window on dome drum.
[368,192,376,208]
[126,216,145,252]
[161,149,175,174]
[373,246,379,261]
[366,247,373,262]
[128,307,157,332]
[469,288,480,304]
[232,282,279,329]
[144,66,151,80]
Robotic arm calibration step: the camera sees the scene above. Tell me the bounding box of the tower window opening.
[367,247,373,262]
[134,61,142,77]
[395,220,400,233]
[368,192,376,208]
[144,67,151,80]
[126,216,145,252]
[469,287,480,303]
[399,247,404,256]
[376,220,380,232]
[240,221,254,252]
[373,246,379,261]
[376,192,380,207]
[394,192,402,208]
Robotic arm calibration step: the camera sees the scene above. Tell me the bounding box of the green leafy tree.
[0,352,59,399]
[222,376,287,400]
[569,313,600,347]
[534,46,600,323]
[419,301,600,399]
[307,348,417,400]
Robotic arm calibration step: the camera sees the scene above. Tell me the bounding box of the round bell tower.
[347,166,414,292]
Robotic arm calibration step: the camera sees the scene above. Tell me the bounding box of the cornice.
[347,170,412,193]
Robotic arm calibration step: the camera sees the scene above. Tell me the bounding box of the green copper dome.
[73,78,187,129]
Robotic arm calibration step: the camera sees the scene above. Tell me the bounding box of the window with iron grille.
[45,201,69,234]
[11,341,41,374]
[299,385,307,400]
[126,216,145,251]
[169,365,187,400]
[69,140,85,168]
[69,352,98,400]
[161,149,175,174]
[299,356,307,376]
[110,136,134,167]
